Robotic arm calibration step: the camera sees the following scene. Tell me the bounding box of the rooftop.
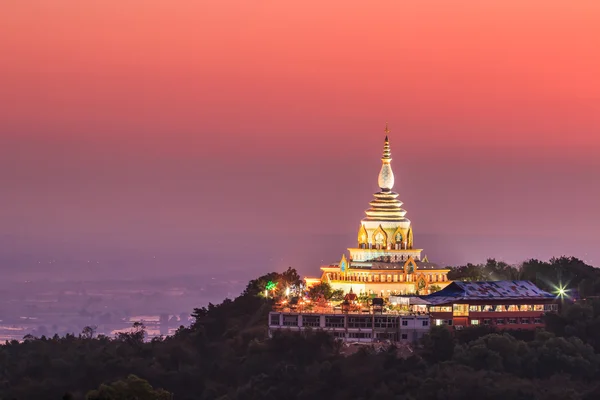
[327,260,448,271]
[423,280,555,305]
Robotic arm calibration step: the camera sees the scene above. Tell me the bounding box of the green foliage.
[421,326,455,362]
[521,256,600,295]
[306,283,345,303]
[5,265,600,399]
[244,267,302,299]
[86,375,172,400]
[428,284,442,293]
[448,258,520,281]
[330,289,345,302]
[448,257,600,301]
[307,282,333,301]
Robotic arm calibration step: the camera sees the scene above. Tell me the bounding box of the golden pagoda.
[305,125,452,296]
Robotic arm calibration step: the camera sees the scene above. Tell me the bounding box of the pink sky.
[1,1,599,277]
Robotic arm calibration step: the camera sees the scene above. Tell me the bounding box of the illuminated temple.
[306,126,452,296]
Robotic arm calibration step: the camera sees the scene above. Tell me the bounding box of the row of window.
[434,317,543,326]
[271,315,431,328]
[330,332,416,341]
[331,272,448,283]
[477,318,543,325]
[430,304,558,313]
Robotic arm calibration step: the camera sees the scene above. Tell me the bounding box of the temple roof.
[423,280,554,304]
[340,260,446,271]
[363,131,410,223]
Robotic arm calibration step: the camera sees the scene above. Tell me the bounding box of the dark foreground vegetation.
[2,259,600,399]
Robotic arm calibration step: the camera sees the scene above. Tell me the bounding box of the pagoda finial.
[378,125,394,190]
[381,129,392,161]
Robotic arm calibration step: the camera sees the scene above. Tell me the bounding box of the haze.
[1,0,599,285]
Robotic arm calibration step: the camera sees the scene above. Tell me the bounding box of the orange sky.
[2,0,599,151]
[1,1,599,276]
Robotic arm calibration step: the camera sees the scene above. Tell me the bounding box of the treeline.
[448,256,600,297]
[2,263,600,399]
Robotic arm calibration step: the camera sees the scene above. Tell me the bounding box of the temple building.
[305,126,452,296]
[425,280,557,329]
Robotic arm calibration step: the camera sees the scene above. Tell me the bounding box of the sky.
[1,0,599,281]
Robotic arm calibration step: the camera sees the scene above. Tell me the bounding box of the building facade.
[269,280,557,344]
[268,312,431,343]
[305,126,452,296]
[426,280,558,329]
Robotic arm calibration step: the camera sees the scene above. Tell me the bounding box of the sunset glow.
[1,1,599,279]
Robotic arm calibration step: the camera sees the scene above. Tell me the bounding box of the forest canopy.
[1,259,600,400]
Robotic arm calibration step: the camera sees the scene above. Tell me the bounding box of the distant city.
[0,273,247,342]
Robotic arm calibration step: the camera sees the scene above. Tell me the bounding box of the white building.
[268,312,431,343]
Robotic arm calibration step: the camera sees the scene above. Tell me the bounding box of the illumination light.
[555,284,569,299]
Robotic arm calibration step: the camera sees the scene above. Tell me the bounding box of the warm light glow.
[285,287,290,297]
[554,284,569,299]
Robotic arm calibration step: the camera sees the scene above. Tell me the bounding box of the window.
[508,318,517,324]
[507,305,519,312]
[332,332,345,338]
[496,318,505,325]
[447,320,453,326]
[270,315,280,326]
[520,318,530,324]
[374,317,398,329]
[283,315,299,326]
[534,305,544,311]
[435,319,444,326]
[483,319,491,325]
[302,316,320,327]
[325,316,344,328]
[534,318,543,324]
[348,317,370,329]
[469,305,481,312]
[453,304,469,317]
[402,320,408,326]
[401,333,408,340]
[471,319,479,325]
[422,320,429,327]
[348,332,371,339]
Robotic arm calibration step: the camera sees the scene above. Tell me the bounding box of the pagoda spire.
[378,125,394,190]
[382,123,392,160]
[363,125,408,222]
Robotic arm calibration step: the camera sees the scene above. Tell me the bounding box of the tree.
[86,374,172,400]
[421,326,455,363]
[281,266,302,289]
[116,322,146,345]
[81,325,97,339]
[330,289,345,302]
[448,263,487,281]
[307,282,333,302]
[429,284,442,293]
